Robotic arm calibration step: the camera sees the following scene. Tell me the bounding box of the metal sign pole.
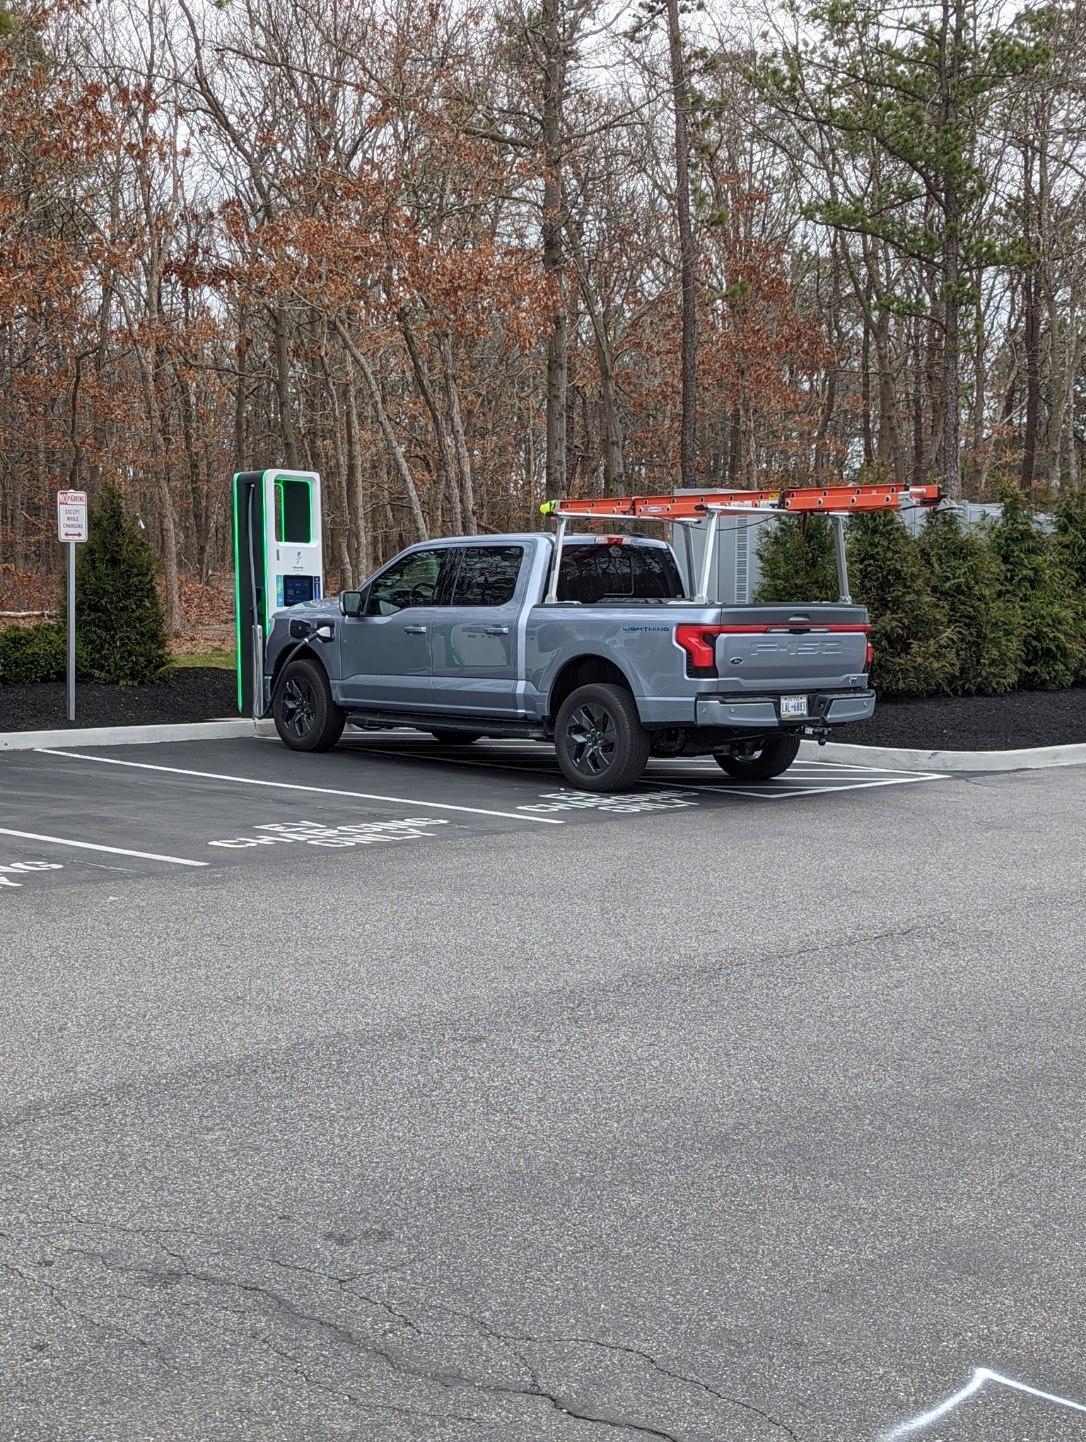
[57,488,87,722]
[67,539,76,722]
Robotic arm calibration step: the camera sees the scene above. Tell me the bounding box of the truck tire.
[714,733,801,781]
[273,657,345,752]
[430,730,482,746]
[555,682,650,792]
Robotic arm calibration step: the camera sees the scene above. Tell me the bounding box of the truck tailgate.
[711,605,870,694]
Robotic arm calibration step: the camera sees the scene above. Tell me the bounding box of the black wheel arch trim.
[547,653,641,725]
[269,640,334,699]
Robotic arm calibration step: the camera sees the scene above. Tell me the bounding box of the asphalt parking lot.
[1,733,1084,1442]
[0,734,949,891]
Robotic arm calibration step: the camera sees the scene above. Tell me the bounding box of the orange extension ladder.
[541,482,941,521]
[539,483,943,604]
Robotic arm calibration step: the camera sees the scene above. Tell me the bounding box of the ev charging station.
[233,469,324,716]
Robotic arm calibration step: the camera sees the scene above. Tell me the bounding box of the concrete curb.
[0,718,265,752]
[1,716,1080,772]
[800,737,1086,773]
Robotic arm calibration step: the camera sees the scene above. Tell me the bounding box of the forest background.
[0,0,1083,640]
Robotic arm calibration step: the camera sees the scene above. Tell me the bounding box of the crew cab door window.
[449,546,524,605]
[366,549,448,616]
[558,544,683,603]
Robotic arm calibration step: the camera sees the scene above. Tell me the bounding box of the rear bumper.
[693,690,875,730]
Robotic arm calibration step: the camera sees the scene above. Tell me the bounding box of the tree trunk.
[666,0,696,488]
[345,376,372,578]
[938,230,962,498]
[1020,144,1040,490]
[400,310,462,532]
[540,0,568,498]
[565,213,623,491]
[860,316,874,465]
[911,319,925,488]
[233,317,248,476]
[437,332,476,531]
[272,305,299,467]
[934,0,963,499]
[334,321,428,541]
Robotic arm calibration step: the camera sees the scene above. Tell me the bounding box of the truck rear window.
[558,544,683,604]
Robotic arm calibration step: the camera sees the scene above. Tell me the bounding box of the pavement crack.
[551,1336,798,1441]
[3,1224,795,1438]
[0,1254,155,1354]
[247,1329,483,1428]
[418,1303,796,1440]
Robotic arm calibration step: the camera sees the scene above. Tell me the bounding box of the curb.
[800,737,1086,773]
[0,718,1080,772]
[0,718,266,752]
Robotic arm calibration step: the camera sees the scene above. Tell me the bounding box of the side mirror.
[341,590,364,618]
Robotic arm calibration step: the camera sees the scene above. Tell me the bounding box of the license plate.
[780,694,808,719]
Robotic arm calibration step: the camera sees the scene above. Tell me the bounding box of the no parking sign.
[57,490,88,542]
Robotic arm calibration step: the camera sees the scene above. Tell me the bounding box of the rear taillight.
[675,624,727,675]
[865,640,874,669]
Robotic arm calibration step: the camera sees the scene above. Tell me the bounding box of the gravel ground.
[0,667,1082,749]
[0,667,236,731]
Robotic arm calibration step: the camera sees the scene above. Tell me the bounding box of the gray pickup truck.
[260,529,874,790]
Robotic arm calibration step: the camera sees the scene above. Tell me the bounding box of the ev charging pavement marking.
[36,750,565,825]
[0,826,208,867]
[0,860,65,888]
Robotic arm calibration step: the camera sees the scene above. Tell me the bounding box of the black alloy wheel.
[554,682,650,791]
[273,657,346,752]
[564,702,618,779]
[280,674,316,741]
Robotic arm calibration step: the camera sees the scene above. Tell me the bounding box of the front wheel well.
[269,641,329,696]
[548,656,636,725]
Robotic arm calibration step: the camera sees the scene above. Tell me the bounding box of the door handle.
[483,625,510,635]
[404,624,427,634]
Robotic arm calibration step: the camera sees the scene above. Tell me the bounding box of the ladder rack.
[539,483,942,606]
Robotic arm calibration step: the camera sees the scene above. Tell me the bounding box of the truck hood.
[269,596,341,624]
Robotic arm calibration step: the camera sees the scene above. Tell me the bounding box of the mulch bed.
[832,686,1085,751]
[0,669,1081,749]
[0,667,237,732]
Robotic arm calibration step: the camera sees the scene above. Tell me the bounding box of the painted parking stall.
[0,734,948,895]
[0,742,552,892]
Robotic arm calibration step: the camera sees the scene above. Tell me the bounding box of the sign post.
[56,491,88,722]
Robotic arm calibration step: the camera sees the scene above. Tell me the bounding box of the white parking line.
[882,1367,1086,1440]
[700,775,946,800]
[0,826,208,867]
[37,750,565,825]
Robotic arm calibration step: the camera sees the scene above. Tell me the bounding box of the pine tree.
[1054,486,1086,594]
[754,0,1048,498]
[988,485,1085,690]
[69,484,170,684]
[1054,487,1086,680]
[754,516,839,603]
[918,508,1022,695]
[847,512,955,696]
